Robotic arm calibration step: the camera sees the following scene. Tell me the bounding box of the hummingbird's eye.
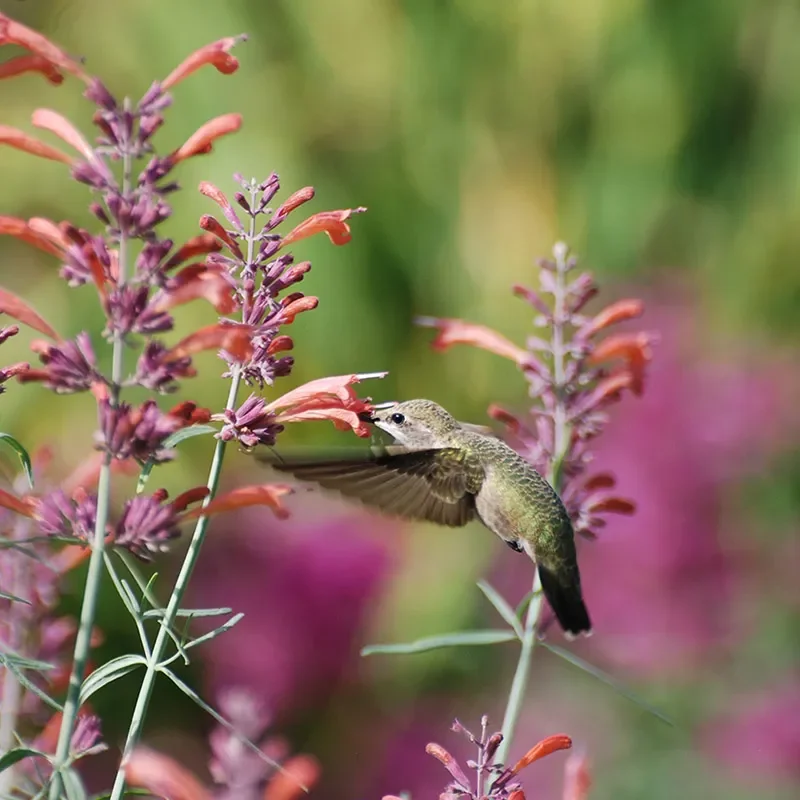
[390,412,405,425]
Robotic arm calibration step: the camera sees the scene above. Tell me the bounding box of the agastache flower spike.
[386,717,572,800]
[420,242,655,541]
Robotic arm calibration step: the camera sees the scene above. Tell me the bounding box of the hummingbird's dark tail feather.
[537,565,592,637]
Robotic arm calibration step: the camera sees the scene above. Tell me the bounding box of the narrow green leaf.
[515,587,541,620]
[183,613,244,651]
[477,580,523,639]
[160,669,308,790]
[0,651,54,672]
[0,433,34,488]
[361,629,518,656]
[79,655,147,704]
[541,642,674,726]
[118,580,142,616]
[136,424,217,493]
[0,589,31,604]
[3,660,62,710]
[91,790,153,799]
[143,606,233,619]
[0,747,43,773]
[60,765,89,800]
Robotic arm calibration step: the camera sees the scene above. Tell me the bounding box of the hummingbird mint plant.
[1,9,658,800]
[0,11,382,799]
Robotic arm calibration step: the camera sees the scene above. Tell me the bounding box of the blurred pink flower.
[190,503,393,716]
[488,294,796,674]
[577,297,794,674]
[702,678,800,783]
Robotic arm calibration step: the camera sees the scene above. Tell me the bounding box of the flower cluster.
[124,688,319,800]
[419,241,655,540]
[0,11,382,554]
[382,717,587,800]
[0,451,106,795]
[0,311,27,395]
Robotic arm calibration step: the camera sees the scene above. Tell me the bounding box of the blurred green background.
[1,1,799,798]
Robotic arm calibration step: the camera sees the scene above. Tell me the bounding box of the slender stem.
[108,369,241,800]
[47,148,134,799]
[0,520,28,797]
[108,193,258,800]
[497,244,571,765]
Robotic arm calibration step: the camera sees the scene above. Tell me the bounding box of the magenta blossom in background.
[190,504,393,716]
[703,678,800,783]
[580,297,794,674]
[485,293,795,674]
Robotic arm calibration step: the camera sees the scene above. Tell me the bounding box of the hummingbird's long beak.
[358,410,378,423]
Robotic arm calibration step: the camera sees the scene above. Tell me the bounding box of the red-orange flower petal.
[152,267,236,314]
[171,486,210,513]
[0,125,73,164]
[0,287,59,339]
[511,734,572,774]
[580,299,644,339]
[168,401,213,427]
[0,54,64,84]
[263,754,321,800]
[53,544,93,574]
[266,372,387,437]
[563,753,592,800]
[31,108,95,161]
[168,323,254,362]
[589,332,653,396]
[161,35,247,90]
[183,484,293,522]
[173,113,242,162]
[488,404,522,433]
[0,13,88,81]
[0,215,66,258]
[274,187,315,218]
[586,496,636,515]
[124,746,212,800]
[417,317,529,365]
[582,473,616,490]
[275,295,318,325]
[0,487,36,517]
[280,207,366,248]
[267,335,294,355]
[198,214,243,259]
[266,372,386,410]
[163,234,223,270]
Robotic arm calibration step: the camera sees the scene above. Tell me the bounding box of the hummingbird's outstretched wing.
[260,448,484,527]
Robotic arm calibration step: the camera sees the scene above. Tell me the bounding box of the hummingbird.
[264,398,591,637]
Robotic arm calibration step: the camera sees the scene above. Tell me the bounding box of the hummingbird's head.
[365,399,459,448]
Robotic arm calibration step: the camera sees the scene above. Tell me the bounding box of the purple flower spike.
[106,285,174,337]
[97,398,181,463]
[36,489,98,542]
[114,491,181,560]
[133,340,195,394]
[30,332,100,393]
[71,713,107,758]
[215,394,283,448]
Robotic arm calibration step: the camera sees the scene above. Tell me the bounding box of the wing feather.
[262,448,483,527]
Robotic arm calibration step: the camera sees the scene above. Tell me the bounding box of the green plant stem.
[47,149,134,799]
[108,198,258,800]
[108,369,241,800]
[47,460,112,799]
[0,520,28,797]
[497,243,570,765]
